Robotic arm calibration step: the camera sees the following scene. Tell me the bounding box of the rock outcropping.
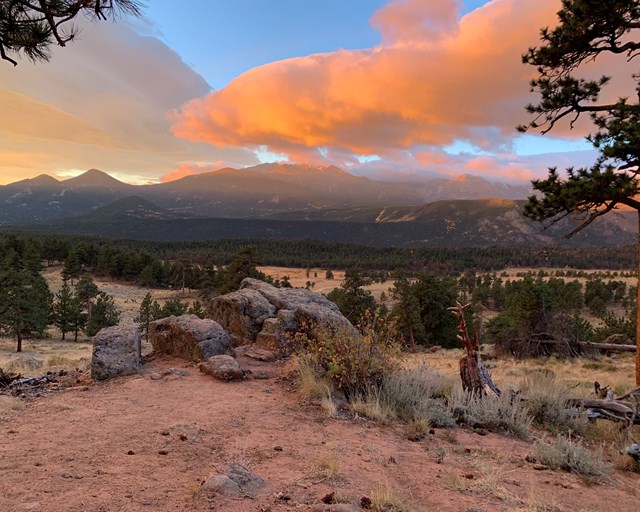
[91,324,141,381]
[149,314,232,362]
[208,278,358,354]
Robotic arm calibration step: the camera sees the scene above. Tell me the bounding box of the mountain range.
[0,165,531,223]
[1,166,634,247]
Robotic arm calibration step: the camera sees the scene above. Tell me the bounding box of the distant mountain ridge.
[13,195,636,248]
[0,166,532,225]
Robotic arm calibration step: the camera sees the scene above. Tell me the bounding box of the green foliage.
[520,1,640,360]
[135,292,155,341]
[217,245,269,294]
[298,329,399,400]
[390,272,458,348]
[52,280,76,340]
[62,249,81,284]
[85,292,120,336]
[0,1,143,66]
[188,300,206,319]
[0,267,52,351]
[326,268,376,327]
[160,298,189,317]
[593,311,636,342]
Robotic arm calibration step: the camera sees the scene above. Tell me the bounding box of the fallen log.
[531,338,636,353]
[567,382,640,426]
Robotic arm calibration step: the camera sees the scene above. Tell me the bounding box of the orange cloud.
[172,0,564,163]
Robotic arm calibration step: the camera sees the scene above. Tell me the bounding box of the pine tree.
[0,268,52,352]
[0,1,143,66]
[187,300,206,319]
[75,274,99,324]
[519,0,640,382]
[326,269,376,328]
[86,292,120,336]
[62,250,81,284]
[135,292,154,341]
[52,280,74,340]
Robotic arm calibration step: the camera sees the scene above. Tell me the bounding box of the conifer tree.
[0,268,52,352]
[62,249,81,285]
[0,0,143,66]
[135,292,155,341]
[519,0,640,382]
[52,280,74,340]
[86,292,120,336]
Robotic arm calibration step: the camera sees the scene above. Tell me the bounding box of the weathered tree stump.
[449,302,500,397]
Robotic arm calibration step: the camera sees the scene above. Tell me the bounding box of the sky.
[0,0,624,185]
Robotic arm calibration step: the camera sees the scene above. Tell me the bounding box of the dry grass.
[369,484,418,512]
[350,389,396,423]
[314,451,341,481]
[296,359,334,401]
[408,349,636,396]
[0,337,92,374]
[0,395,26,419]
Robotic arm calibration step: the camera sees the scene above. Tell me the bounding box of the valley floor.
[1,354,639,512]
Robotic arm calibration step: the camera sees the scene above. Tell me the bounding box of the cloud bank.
[172,0,574,179]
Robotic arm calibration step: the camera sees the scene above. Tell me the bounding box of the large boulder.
[149,314,232,362]
[241,278,359,349]
[91,324,141,381]
[207,288,276,346]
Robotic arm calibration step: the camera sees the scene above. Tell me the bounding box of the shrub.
[381,365,456,427]
[299,329,398,399]
[519,374,586,434]
[533,436,610,479]
[449,389,532,438]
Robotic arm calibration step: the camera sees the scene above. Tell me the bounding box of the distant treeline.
[0,231,635,273]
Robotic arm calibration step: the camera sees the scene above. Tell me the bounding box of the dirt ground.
[1,354,639,512]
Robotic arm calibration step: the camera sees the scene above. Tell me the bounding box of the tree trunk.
[637,210,640,385]
[16,332,22,353]
[449,302,500,397]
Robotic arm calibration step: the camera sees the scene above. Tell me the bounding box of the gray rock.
[91,324,141,381]
[240,278,340,313]
[201,474,241,495]
[208,289,277,346]
[199,355,243,381]
[202,463,266,497]
[149,315,231,362]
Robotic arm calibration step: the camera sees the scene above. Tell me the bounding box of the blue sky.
[146,1,504,90]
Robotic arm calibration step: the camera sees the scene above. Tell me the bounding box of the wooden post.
[449,302,500,397]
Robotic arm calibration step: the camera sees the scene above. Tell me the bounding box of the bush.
[298,329,398,399]
[533,436,610,479]
[449,389,532,438]
[380,365,456,427]
[519,374,586,434]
